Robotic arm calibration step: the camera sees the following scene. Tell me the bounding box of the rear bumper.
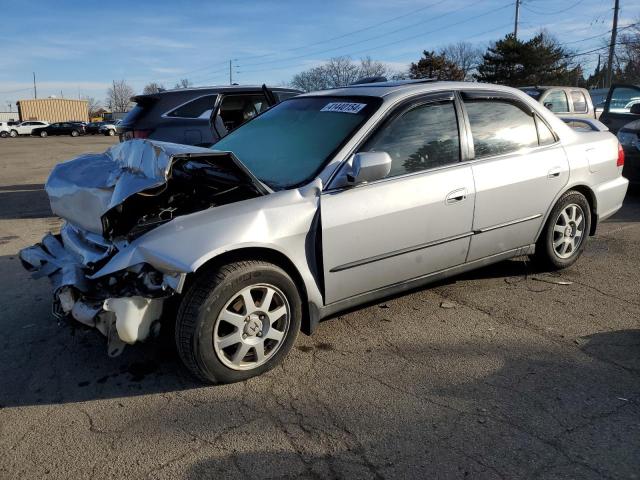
[594,175,629,223]
[622,149,640,184]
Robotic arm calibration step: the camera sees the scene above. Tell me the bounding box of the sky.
[0,0,638,111]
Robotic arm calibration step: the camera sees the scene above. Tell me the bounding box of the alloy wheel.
[553,203,585,259]
[213,283,290,371]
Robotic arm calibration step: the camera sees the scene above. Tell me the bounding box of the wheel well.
[568,185,598,235]
[186,247,312,335]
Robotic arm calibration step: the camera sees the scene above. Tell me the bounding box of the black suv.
[118,85,301,146]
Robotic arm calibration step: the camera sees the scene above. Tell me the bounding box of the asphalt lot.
[1,136,639,479]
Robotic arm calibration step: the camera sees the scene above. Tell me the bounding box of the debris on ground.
[440,301,457,309]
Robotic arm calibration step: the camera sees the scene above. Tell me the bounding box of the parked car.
[98,119,121,136]
[8,120,49,137]
[598,84,640,183]
[0,122,10,138]
[118,84,301,145]
[85,121,112,135]
[31,122,86,137]
[520,86,596,119]
[20,80,628,384]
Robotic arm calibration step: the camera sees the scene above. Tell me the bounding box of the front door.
[460,93,570,261]
[600,84,640,133]
[321,96,475,304]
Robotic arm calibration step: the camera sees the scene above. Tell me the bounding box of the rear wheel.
[9,130,18,138]
[0,131,7,138]
[40,131,47,137]
[532,190,591,269]
[175,260,301,384]
[108,129,115,136]
[70,130,79,137]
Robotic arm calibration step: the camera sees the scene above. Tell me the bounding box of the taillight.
[617,142,625,167]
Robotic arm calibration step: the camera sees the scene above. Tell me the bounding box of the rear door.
[600,84,640,133]
[461,91,569,261]
[321,93,475,304]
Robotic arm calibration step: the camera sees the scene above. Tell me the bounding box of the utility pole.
[33,72,37,99]
[606,0,620,88]
[229,59,233,85]
[514,0,520,40]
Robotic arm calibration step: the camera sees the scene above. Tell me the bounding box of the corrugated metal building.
[16,98,89,122]
[0,111,19,122]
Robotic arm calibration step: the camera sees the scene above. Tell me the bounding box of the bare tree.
[82,96,101,118]
[143,82,165,94]
[440,42,483,80]
[291,56,397,92]
[174,78,193,89]
[106,80,135,112]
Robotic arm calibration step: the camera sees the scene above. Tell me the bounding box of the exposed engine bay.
[19,139,268,355]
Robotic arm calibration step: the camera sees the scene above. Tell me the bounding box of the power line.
[238,0,490,69]
[522,0,586,16]
[240,2,515,75]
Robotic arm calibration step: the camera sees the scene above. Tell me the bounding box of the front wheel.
[40,131,47,137]
[0,131,8,138]
[175,260,301,384]
[9,130,18,138]
[108,129,115,136]
[70,130,79,137]
[532,190,591,270]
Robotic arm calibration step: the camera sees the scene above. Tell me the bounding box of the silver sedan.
[21,80,629,383]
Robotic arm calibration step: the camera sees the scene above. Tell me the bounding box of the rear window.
[571,90,588,113]
[167,94,217,119]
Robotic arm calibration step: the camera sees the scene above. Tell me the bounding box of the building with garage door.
[16,98,88,122]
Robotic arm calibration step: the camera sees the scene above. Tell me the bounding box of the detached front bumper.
[20,226,184,356]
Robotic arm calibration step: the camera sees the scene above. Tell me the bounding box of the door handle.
[446,188,467,205]
[547,167,561,178]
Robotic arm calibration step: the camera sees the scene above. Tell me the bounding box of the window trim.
[325,91,467,191]
[457,90,560,163]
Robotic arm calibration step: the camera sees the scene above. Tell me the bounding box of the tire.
[0,131,7,138]
[70,130,79,137]
[10,130,18,138]
[532,190,591,270]
[40,131,47,137]
[108,129,115,136]
[176,260,302,384]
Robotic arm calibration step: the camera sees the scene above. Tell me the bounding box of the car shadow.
[0,184,53,219]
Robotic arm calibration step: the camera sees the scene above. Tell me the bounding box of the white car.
[10,120,49,137]
[0,122,10,138]
[99,119,121,136]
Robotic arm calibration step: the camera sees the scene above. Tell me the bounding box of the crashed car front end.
[20,139,267,355]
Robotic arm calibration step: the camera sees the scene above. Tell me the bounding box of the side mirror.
[630,103,640,115]
[347,151,392,184]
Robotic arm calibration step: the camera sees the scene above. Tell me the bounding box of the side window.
[570,90,588,113]
[218,94,270,132]
[464,100,538,158]
[543,90,569,113]
[608,86,640,113]
[535,115,556,146]
[360,100,460,178]
[167,95,217,118]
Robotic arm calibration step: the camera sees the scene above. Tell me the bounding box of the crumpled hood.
[45,139,268,235]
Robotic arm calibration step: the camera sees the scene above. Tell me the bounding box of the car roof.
[153,85,300,95]
[296,80,535,102]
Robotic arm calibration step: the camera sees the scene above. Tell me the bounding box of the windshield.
[212,96,381,189]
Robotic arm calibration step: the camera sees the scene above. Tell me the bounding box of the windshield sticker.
[320,102,367,114]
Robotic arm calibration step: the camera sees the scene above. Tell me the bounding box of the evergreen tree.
[475,33,583,86]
